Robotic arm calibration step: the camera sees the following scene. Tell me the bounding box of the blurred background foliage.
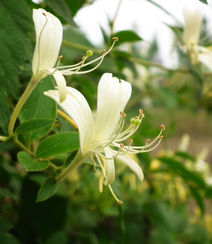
[0,0,212,243]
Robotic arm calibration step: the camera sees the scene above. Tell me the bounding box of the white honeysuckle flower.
[181,1,212,71]
[183,1,203,49]
[32,8,66,102]
[32,9,118,102]
[44,73,164,202]
[181,1,203,65]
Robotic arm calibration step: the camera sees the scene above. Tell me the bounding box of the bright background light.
[74,0,212,68]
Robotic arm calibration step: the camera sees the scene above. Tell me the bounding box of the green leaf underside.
[19,76,57,143]
[0,0,33,135]
[17,151,49,171]
[15,118,55,134]
[112,30,143,46]
[35,132,79,159]
[36,177,58,202]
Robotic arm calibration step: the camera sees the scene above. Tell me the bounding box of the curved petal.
[183,1,202,46]
[32,8,63,75]
[94,73,132,142]
[198,47,212,72]
[116,154,144,182]
[104,147,115,185]
[52,70,67,103]
[44,87,95,153]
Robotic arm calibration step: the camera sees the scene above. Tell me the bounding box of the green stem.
[111,0,123,34]
[118,203,125,244]
[130,57,188,73]
[14,136,33,156]
[8,76,39,137]
[55,150,88,182]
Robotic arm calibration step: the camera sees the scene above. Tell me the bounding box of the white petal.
[94,73,132,142]
[32,9,63,75]
[183,1,202,46]
[44,87,95,153]
[104,147,115,185]
[52,70,67,103]
[116,154,144,182]
[198,47,212,72]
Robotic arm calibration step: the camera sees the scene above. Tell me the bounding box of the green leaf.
[0,214,12,232]
[206,186,212,198]
[0,92,11,135]
[113,50,136,72]
[46,231,68,244]
[64,150,77,167]
[0,0,33,135]
[35,132,79,159]
[112,30,142,46]
[65,0,87,16]
[17,151,49,171]
[19,76,57,142]
[164,24,183,40]
[175,151,196,161]
[189,186,204,214]
[199,0,208,4]
[0,233,21,244]
[44,0,76,26]
[15,118,55,134]
[36,177,58,202]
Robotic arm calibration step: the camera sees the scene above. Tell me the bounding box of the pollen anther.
[112,37,119,42]
[161,124,165,131]
[146,139,151,143]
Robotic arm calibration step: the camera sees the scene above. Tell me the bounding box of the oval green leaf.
[112,30,142,46]
[35,132,79,159]
[15,118,55,134]
[36,178,58,202]
[17,151,49,171]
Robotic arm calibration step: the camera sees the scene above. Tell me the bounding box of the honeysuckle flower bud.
[44,73,164,203]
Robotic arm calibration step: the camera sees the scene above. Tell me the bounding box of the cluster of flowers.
[33,9,165,200]
[7,9,165,203]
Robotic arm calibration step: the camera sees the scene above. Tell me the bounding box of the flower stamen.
[57,38,118,76]
[96,155,107,193]
[108,185,123,205]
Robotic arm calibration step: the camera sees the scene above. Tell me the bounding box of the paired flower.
[44,73,164,202]
[181,1,212,71]
[8,8,117,137]
[32,9,118,102]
